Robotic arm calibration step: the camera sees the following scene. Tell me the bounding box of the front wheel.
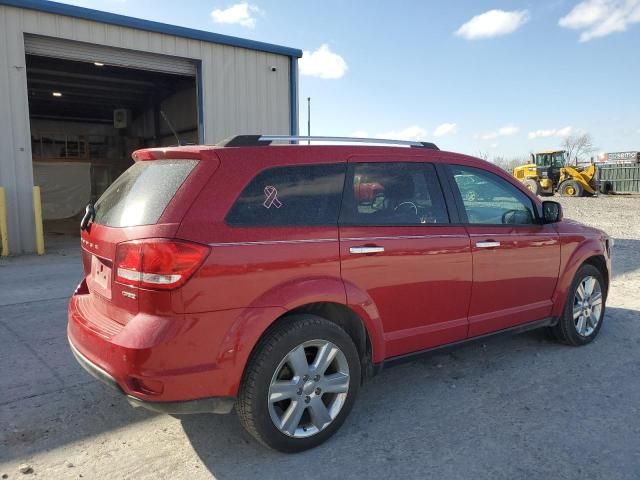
[552,264,606,346]
[237,314,361,452]
[559,179,584,197]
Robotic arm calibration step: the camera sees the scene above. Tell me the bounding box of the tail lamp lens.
[115,239,210,290]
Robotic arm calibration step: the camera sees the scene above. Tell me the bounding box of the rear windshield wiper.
[80,202,95,231]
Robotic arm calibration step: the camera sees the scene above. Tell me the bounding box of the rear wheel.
[523,178,540,196]
[237,314,361,452]
[552,264,605,346]
[559,179,584,197]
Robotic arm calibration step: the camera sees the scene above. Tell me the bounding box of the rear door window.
[225,163,346,227]
[93,159,198,227]
[340,162,449,225]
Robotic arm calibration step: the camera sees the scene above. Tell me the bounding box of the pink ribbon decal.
[263,185,283,209]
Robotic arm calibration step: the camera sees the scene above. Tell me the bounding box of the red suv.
[68,135,612,452]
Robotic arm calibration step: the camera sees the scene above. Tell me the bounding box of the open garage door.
[24,36,200,241]
[24,35,197,76]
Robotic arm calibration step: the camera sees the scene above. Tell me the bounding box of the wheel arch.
[583,255,609,297]
[216,275,387,397]
[246,276,385,366]
[243,302,378,383]
[552,243,610,317]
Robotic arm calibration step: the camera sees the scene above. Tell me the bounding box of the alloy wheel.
[573,275,603,337]
[268,340,350,438]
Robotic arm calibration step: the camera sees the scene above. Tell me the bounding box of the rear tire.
[523,178,540,196]
[559,180,584,197]
[552,264,605,346]
[237,314,361,452]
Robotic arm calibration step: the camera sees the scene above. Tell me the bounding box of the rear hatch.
[79,151,217,327]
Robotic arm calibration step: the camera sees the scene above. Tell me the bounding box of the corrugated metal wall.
[597,164,640,193]
[0,5,293,253]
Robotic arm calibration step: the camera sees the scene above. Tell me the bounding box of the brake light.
[115,239,210,290]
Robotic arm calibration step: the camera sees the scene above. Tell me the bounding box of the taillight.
[115,239,210,290]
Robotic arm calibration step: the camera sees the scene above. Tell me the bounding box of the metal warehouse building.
[0,0,301,254]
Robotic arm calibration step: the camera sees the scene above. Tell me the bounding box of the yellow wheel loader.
[513,150,597,197]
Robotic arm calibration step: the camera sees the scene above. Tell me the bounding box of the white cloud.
[455,9,530,39]
[433,123,458,137]
[481,125,519,140]
[559,0,640,41]
[211,3,260,28]
[556,126,574,137]
[299,44,348,79]
[352,124,454,142]
[378,126,428,141]
[528,126,574,139]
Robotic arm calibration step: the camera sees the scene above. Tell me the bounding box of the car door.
[339,158,472,358]
[447,164,560,337]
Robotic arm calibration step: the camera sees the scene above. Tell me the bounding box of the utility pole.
[307,97,311,144]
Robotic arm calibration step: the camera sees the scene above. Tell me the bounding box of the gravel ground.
[558,194,640,241]
[1,195,639,480]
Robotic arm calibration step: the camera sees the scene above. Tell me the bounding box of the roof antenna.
[160,110,183,146]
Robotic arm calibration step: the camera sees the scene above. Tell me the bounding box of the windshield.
[93,159,198,227]
[535,152,565,168]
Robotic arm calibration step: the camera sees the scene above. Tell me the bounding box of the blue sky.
[59,0,640,158]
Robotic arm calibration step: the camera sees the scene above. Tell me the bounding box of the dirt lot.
[1,195,639,480]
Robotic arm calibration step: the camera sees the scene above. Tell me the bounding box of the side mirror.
[542,201,563,223]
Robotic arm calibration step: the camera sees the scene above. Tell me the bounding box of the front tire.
[559,179,584,197]
[552,264,606,346]
[237,314,361,452]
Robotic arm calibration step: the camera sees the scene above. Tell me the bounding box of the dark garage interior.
[26,54,198,236]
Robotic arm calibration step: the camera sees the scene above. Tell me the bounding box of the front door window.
[452,165,536,225]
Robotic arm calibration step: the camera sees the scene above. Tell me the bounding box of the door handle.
[350,246,385,254]
[476,241,501,248]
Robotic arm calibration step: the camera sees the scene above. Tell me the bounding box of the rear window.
[226,163,346,227]
[93,159,198,227]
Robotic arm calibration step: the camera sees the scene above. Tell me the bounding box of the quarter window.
[226,164,346,227]
[452,165,537,225]
[340,162,449,225]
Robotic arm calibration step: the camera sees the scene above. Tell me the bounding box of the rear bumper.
[68,285,284,408]
[69,335,234,414]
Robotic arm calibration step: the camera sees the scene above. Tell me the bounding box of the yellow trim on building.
[0,187,8,256]
[33,186,45,255]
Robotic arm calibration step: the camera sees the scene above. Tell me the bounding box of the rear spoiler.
[132,148,209,162]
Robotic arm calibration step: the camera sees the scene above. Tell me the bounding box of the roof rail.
[217,135,439,150]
